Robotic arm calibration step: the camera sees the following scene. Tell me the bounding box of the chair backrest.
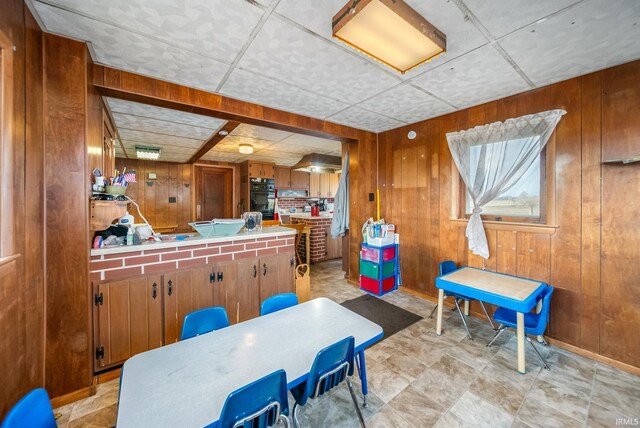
[529,285,554,336]
[260,293,298,316]
[298,336,355,407]
[217,369,289,428]
[1,388,56,428]
[439,260,457,276]
[180,306,230,341]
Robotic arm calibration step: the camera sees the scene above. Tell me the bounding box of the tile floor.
[55,260,640,427]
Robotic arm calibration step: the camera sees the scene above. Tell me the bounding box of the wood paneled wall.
[378,60,640,369]
[0,1,46,417]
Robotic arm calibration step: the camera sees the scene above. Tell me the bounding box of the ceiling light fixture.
[332,0,446,74]
[239,144,254,154]
[219,130,229,136]
[135,145,161,160]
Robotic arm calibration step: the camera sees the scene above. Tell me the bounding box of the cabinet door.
[328,174,340,198]
[277,252,296,294]
[290,170,310,190]
[93,275,163,370]
[249,162,263,178]
[275,167,291,189]
[259,254,280,302]
[264,164,275,179]
[325,226,342,260]
[310,173,320,197]
[319,173,331,197]
[237,258,261,322]
[211,261,239,324]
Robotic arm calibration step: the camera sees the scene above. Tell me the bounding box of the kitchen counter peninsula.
[289,214,342,263]
[90,226,298,372]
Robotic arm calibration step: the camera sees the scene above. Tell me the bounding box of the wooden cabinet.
[275,167,310,190]
[290,170,310,190]
[309,173,339,197]
[237,252,296,321]
[248,162,275,179]
[92,254,293,370]
[93,275,163,370]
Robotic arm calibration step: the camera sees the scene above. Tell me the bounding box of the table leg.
[436,289,445,335]
[464,300,470,316]
[355,350,368,407]
[517,312,526,374]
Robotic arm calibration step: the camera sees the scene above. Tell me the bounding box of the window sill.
[449,218,558,235]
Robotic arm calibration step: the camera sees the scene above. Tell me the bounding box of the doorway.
[195,166,233,221]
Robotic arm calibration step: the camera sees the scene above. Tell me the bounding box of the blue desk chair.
[215,369,290,428]
[1,388,56,428]
[181,307,229,341]
[290,336,364,428]
[487,285,554,370]
[429,261,496,339]
[260,293,298,316]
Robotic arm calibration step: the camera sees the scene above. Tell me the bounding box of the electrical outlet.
[169,197,177,203]
[368,192,375,201]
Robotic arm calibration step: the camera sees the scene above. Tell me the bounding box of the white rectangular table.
[436,267,546,373]
[117,297,383,428]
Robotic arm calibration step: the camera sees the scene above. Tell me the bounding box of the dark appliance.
[250,178,275,220]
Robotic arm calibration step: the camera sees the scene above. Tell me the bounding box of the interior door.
[196,167,233,221]
[237,258,260,322]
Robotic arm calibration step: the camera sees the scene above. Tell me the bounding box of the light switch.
[148,172,157,180]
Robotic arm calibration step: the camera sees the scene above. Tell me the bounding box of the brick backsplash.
[91,236,295,282]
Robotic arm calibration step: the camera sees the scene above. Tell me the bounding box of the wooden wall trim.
[91,65,363,143]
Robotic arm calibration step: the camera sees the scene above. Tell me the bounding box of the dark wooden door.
[196,167,233,221]
[237,258,260,322]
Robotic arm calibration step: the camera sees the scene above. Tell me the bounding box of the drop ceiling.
[106,98,342,164]
[31,0,640,133]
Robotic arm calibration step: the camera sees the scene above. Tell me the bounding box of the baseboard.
[50,385,96,409]
[97,367,122,384]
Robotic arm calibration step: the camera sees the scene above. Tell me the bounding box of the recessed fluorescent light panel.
[135,145,161,160]
[332,0,446,74]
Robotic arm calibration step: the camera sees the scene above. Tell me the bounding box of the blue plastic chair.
[290,336,364,428]
[1,388,56,428]
[260,293,298,316]
[487,285,554,369]
[180,307,230,341]
[429,260,496,339]
[214,369,290,428]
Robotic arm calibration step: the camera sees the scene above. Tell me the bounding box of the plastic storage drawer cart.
[359,243,399,296]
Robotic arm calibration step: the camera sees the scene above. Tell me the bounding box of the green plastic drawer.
[360,260,395,279]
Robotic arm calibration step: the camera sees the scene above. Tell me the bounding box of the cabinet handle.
[290,258,294,267]
[217,272,223,282]
[253,265,257,278]
[263,263,267,276]
[210,273,215,283]
[167,279,173,296]
[152,282,158,299]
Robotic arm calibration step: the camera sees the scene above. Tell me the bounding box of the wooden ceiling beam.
[188,121,240,164]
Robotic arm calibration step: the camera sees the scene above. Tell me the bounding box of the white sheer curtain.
[446,109,566,259]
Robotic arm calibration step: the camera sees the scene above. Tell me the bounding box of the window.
[461,139,547,223]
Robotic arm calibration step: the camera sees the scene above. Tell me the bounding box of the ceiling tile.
[237,15,399,104]
[358,84,456,123]
[121,142,197,155]
[112,113,215,140]
[231,124,293,142]
[279,133,342,150]
[327,107,405,133]
[106,98,225,129]
[499,0,640,86]
[265,143,314,155]
[40,0,264,62]
[411,44,530,110]
[220,68,348,119]
[275,0,489,78]
[464,0,582,39]
[118,129,204,148]
[34,2,228,92]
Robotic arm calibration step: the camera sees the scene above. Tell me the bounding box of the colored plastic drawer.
[360,260,395,279]
[360,246,396,263]
[360,275,396,296]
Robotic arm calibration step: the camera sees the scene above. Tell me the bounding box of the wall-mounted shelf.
[90,200,129,232]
